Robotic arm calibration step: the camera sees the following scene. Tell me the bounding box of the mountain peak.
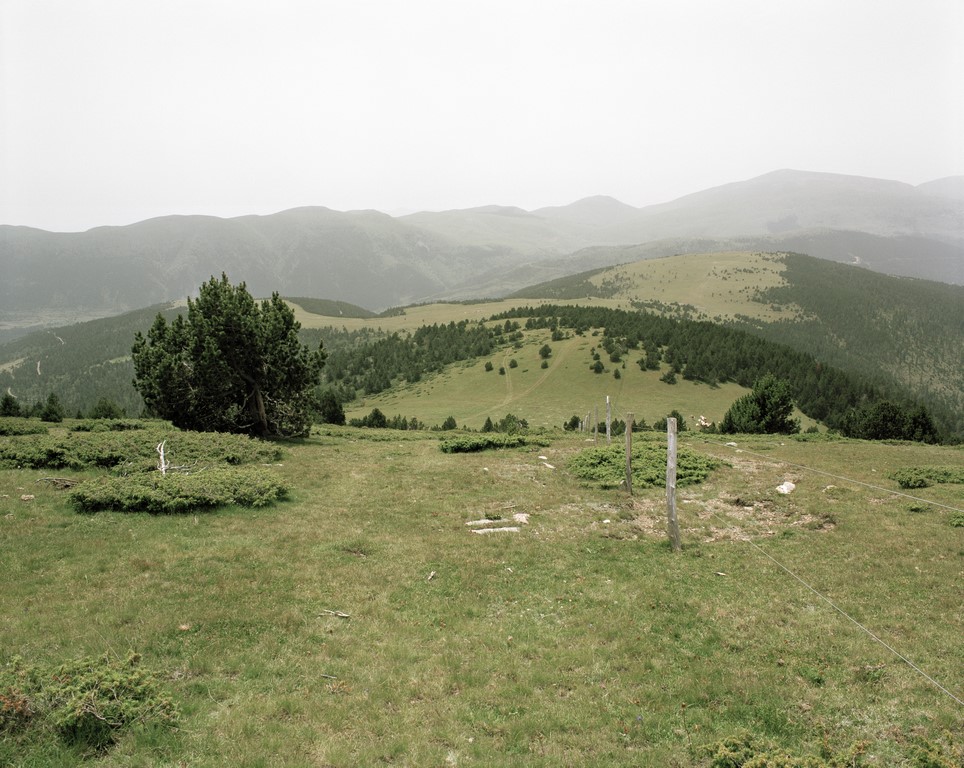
[916,176,964,199]
[533,195,638,227]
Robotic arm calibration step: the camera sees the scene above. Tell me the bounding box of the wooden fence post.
[594,406,598,444]
[666,417,681,552]
[606,396,612,444]
[625,412,633,495]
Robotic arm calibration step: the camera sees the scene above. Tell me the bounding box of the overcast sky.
[2,0,962,232]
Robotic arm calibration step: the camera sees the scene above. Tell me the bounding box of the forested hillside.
[513,252,964,438]
[0,262,956,439]
[489,304,941,437]
[0,304,184,416]
[738,253,964,437]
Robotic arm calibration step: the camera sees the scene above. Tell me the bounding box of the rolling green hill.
[0,253,959,439]
[513,252,964,437]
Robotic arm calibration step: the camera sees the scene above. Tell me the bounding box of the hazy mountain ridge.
[2,170,962,331]
[596,170,964,244]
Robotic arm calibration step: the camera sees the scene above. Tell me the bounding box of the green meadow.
[2,423,962,766]
[346,326,816,433]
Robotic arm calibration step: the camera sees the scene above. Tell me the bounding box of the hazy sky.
[2,0,962,232]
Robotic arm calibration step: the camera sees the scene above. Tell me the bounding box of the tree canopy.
[131,275,325,437]
[720,374,800,435]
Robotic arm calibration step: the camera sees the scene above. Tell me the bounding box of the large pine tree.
[132,275,325,437]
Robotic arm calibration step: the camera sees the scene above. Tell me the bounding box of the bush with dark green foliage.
[0,418,48,437]
[841,400,938,443]
[0,652,178,751]
[0,428,283,471]
[568,440,721,488]
[39,393,65,423]
[132,274,325,437]
[495,413,528,434]
[70,419,145,433]
[349,408,388,428]
[87,397,125,419]
[0,393,21,417]
[653,410,688,432]
[316,390,347,425]
[889,466,964,489]
[68,466,289,514]
[439,434,543,453]
[720,374,800,435]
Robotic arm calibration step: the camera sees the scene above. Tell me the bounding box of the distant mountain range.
[2,170,962,334]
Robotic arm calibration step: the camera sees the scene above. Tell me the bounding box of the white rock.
[776,481,796,494]
[472,527,521,534]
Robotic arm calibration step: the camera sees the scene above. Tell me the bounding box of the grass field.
[345,326,818,434]
[583,251,804,323]
[2,424,962,766]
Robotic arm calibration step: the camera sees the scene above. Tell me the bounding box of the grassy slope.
[510,251,964,437]
[290,263,809,431]
[2,426,961,765]
[346,325,766,431]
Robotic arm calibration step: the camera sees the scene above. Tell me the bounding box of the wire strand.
[742,535,963,707]
[695,436,964,514]
[689,436,964,707]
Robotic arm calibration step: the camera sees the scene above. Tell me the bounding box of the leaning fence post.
[625,412,633,495]
[666,417,681,552]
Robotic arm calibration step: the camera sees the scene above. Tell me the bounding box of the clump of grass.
[568,441,722,488]
[67,466,288,514]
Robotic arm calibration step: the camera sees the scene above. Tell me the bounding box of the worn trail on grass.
[471,336,578,420]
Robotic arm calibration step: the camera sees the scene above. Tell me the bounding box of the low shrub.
[0,418,48,437]
[890,466,964,489]
[440,434,543,453]
[68,466,289,514]
[568,441,722,488]
[0,652,178,751]
[0,429,283,471]
[70,419,146,433]
[700,732,828,767]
